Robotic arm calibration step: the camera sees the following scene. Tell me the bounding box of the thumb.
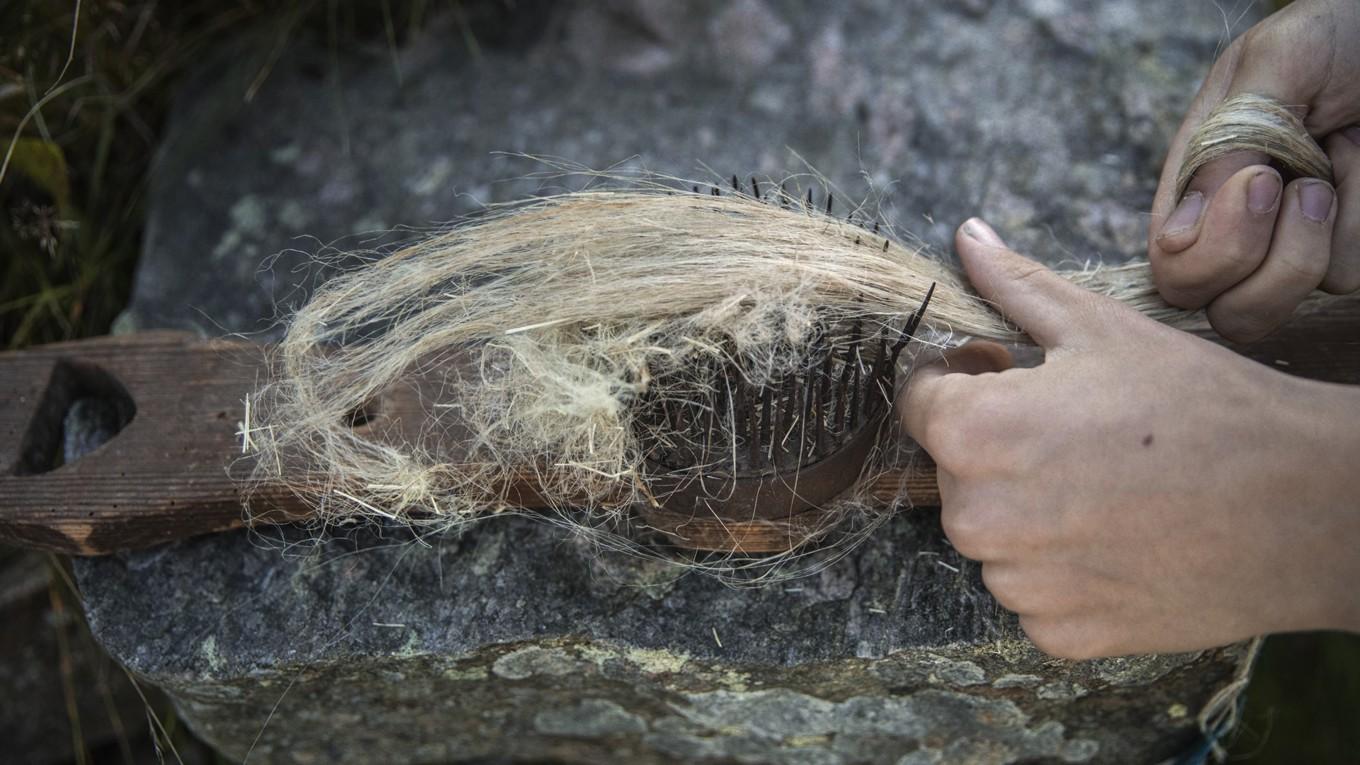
[898,340,1013,445]
[956,218,1099,350]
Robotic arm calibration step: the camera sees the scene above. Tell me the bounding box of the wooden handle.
[0,332,305,554]
[3,294,1358,555]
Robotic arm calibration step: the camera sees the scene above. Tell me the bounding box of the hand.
[900,218,1360,659]
[1149,0,1360,343]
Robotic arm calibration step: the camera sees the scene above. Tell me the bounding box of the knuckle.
[1005,261,1051,287]
[1216,236,1265,273]
[1151,262,1214,310]
[1275,250,1329,287]
[941,505,994,560]
[1161,285,1212,311]
[1237,22,1273,63]
[1208,307,1277,344]
[919,416,966,470]
[981,565,1024,611]
[917,388,981,469]
[1206,291,1293,343]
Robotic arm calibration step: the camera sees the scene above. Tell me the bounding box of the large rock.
[77,1,1263,762]
[81,518,1241,764]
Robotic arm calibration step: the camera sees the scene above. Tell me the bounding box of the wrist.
[1286,377,1360,633]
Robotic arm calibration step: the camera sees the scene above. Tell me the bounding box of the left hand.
[1147,0,1360,343]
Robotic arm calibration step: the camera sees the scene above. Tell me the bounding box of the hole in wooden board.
[15,359,137,475]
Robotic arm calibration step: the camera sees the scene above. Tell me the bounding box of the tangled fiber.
[244,93,1332,577]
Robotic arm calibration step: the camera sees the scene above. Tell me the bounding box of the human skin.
[1148,0,1360,342]
[897,218,1360,660]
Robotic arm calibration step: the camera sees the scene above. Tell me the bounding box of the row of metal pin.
[641,343,882,473]
[642,300,932,474]
[640,179,935,474]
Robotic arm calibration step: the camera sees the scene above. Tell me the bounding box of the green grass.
[0,1,267,349]
[0,0,451,350]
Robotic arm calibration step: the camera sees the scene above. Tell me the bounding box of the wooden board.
[2,295,1358,555]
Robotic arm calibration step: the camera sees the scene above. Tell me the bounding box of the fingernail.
[1298,181,1334,223]
[963,218,1006,247]
[1342,126,1360,147]
[1246,171,1281,215]
[1159,192,1204,237]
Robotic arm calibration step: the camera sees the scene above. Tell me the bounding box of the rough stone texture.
[80,518,1241,764]
[76,1,1264,762]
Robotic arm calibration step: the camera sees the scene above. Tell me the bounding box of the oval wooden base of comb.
[637,415,888,554]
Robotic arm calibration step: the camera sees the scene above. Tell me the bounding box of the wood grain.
[2,295,1357,555]
[1,333,297,554]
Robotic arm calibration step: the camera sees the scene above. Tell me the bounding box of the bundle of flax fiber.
[244,94,1332,567]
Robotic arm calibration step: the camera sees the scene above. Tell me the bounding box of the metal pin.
[849,345,863,431]
[889,282,936,361]
[801,364,817,463]
[759,386,773,469]
[834,338,854,433]
[816,347,834,452]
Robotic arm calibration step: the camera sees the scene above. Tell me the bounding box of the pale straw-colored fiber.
[244,94,1332,571]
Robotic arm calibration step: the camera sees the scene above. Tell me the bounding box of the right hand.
[900,219,1360,659]
[1148,0,1360,343]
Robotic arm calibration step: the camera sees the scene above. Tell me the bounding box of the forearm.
[1291,377,1360,633]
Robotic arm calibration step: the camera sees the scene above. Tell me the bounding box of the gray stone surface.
[121,0,1244,340]
[77,0,1264,762]
[79,518,1240,764]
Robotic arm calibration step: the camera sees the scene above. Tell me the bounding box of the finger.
[1019,615,1114,661]
[944,492,1040,566]
[1207,178,1336,342]
[1149,37,1250,254]
[898,341,1012,448]
[982,563,1091,617]
[955,219,1102,350]
[1221,3,1360,133]
[1153,156,1272,254]
[981,564,1025,610]
[1151,165,1282,308]
[1321,127,1360,294]
[1150,5,1360,263]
